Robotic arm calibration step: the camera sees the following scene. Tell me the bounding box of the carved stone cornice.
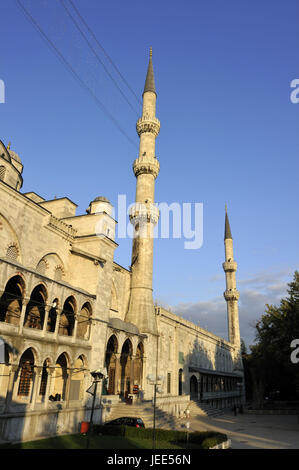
[222,261,237,272]
[133,157,160,179]
[136,116,160,137]
[129,203,159,225]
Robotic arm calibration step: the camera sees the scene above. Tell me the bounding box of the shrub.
[94,425,227,448]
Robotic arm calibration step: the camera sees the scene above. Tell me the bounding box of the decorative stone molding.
[133,156,160,179]
[224,289,240,301]
[129,202,159,225]
[222,261,237,272]
[136,115,160,137]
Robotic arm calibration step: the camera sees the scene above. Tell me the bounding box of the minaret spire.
[125,50,160,335]
[143,47,156,95]
[222,207,242,370]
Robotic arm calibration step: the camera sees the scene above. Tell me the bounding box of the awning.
[189,366,243,379]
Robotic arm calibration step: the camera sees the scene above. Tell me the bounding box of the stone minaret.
[222,206,242,368]
[125,48,160,335]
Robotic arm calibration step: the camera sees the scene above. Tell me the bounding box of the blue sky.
[1,0,298,347]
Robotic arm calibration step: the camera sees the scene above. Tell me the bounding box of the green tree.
[247,271,299,406]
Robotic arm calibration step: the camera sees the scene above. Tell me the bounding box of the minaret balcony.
[224,289,240,301]
[133,156,160,178]
[222,260,237,272]
[129,202,159,225]
[136,116,160,137]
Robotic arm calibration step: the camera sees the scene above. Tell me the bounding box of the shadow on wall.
[178,336,242,407]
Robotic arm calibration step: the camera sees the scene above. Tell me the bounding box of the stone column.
[42,305,51,337]
[114,354,121,395]
[54,309,62,339]
[18,297,30,334]
[72,314,79,343]
[30,366,43,410]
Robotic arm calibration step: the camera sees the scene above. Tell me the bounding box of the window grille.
[0,166,5,181]
[18,361,33,396]
[6,244,18,261]
[36,260,47,275]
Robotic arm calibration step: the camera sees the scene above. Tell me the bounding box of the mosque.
[0,50,244,442]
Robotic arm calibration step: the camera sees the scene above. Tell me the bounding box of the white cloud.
[169,269,292,349]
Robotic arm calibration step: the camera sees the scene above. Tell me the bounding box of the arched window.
[39,359,50,397]
[59,296,76,336]
[120,339,133,397]
[24,284,47,330]
[6,244,18,261]
[17,349,35,397]
[105,335,118,395]
[36,259,47,276]
[0,275,24,325]
[52,353,68,400]
[76,303,92,340]
[134,342,144,391]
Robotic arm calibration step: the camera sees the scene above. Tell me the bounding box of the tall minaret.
[125,48,160,334]
[222,206,242,368]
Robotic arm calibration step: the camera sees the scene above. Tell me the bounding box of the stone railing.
[48,215,77,238]
[154,395,190,417]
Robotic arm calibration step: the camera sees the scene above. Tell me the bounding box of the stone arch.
[0,274,25,325]
[35,253,65,281]
[133,342,144,391]
[70,355,87,401]
[52,352,70,401]
[24,284,48,330]
[17,348,35,398]
[105,334,118,395]
[120,338,133,397]
[59,296,76,336]
[76,301,92,340]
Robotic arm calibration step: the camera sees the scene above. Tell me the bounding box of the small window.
[36,259,47,275]
[6,244,18,261]
[0,166,6,181]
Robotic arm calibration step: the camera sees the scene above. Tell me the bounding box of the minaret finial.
[224,206,232,240]
[7,142,11,150]
[143,47,156,95]
[225,203,227,214]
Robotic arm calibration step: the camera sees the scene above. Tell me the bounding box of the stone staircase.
[103,401,187,431]
[188,400,225,418]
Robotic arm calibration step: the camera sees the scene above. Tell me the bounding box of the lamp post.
[86,369,106,449]
[147,374,164,450]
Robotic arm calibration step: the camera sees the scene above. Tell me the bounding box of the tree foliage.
[246,271,299,405]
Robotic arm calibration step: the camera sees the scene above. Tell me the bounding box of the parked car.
[104,417,145,428]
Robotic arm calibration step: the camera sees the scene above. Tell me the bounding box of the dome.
[92,196,110,204]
